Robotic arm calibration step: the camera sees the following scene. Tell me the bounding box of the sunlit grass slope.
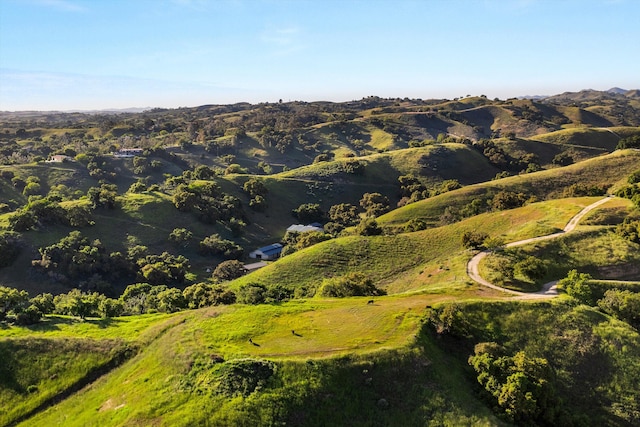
[13,298,501,427]
[0,313,178,426]
[10,296,640,426]
[377,149,640,228]
[232,197,600,295]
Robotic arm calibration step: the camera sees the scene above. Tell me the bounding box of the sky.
[0,0,639,111]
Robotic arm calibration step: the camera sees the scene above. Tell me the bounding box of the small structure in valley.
[113,148,144,158]
[248,243,283,260]
[286,223,324,233]
[46,154,74,163]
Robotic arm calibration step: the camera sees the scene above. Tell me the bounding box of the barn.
[248,243,283,260]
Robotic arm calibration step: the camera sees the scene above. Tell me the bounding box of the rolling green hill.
[2,296,639,426]
[377,149,640,229]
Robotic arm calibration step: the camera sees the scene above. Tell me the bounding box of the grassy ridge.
[0,337,132,426]
[9,297,640,426]
[277,143,499,186]
[530,127,623,150]
[377,149,640,228]
[11,298,500,427]
[232,198,598,295]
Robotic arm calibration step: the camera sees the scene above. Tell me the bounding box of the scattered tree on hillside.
[627,170,640,185]
[316,272,386,298]
[597,289,640,328]
[169,228,193,247]
[491,190,528,211]
[182,282,236,308]
[469,342,556,424]
[404,218,428,232]
[53,289,102,320]
[462,231,489,249]
[199,234,244,259]
[0,231,21,268]
[356,218,383,236]
[292,203,325,224]
[615,218,640,244]
[7,210,37,232]
[0,286,30,321]
[328,203,360,227]
[213,260,247,282]
[236,282,293,304]
[513,256,547,281]
[87,183,118,209]
[616,134,640,150]
[558,269,593,305]
[562,183,607,197]
[295,231,332,250]
[243,177,268,198]
[360,192,390,217]
[552,151,573,166]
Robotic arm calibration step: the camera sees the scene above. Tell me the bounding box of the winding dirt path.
[466,196,614,299]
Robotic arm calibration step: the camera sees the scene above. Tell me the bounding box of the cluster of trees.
[0,286,51,325]
[491,190,530,211]
[316,272,385,298]
[7,196,95,232]
[199,234,244,259]
[616,134,640,150]
[397,174,463,207]
[473,139,540,173]
[440,189,529,228]
[0,231,21,267]
[559,269,640,328]
[31,231,191,292]
[616,183,640,208]
[287,192,390,239]
[280,230,332,257]
[612,170,640,243]
[243,177,268,212]
[428,298,640,425]
[235,282,293,305]
[172,179,245,226]
[468,342,557,424]
[0,281,238,325]
[616,218,640,244]
[562,183,607,197]
[257,125,295,153]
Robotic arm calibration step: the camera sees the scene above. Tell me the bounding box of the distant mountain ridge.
[543,87,639,103]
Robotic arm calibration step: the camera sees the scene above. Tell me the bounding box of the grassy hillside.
[377,149,640,229]
[226,143,501,241]
[231,197,603,296]
[3,296,639,426]
[480,223,640,291]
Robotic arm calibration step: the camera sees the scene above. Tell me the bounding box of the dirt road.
[466,196,614,299]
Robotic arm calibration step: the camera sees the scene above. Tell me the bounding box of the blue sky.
[1,0,638,111]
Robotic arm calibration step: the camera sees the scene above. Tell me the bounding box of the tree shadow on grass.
[21,315,123,332]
